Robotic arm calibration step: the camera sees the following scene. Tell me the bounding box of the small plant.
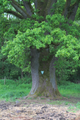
[47,100,63,105]
[67,102,80,113]
[68,105,74,110]
[75,102,80,110]
[64,101,69,105]
[41,98,45,100]
[27,97,32,99]
[0,78,31,101]
[58,81,80,98]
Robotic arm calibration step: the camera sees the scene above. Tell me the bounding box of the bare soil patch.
[0,97,80,120]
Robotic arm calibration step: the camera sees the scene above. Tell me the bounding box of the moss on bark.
[27,49,61,100]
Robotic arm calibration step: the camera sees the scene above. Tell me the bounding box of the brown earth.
[0,97,80,120]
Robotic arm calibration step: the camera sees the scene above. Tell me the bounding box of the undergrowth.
[0,78,80,104]
[58,80,80,98]
[0,76,32,101]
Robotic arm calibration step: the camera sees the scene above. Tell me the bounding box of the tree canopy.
[1,10,80,72]
[0,0,80,98]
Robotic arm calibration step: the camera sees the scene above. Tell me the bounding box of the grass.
[47,100,72,106]
[68,102,80,113]
[58,81,80,98]
[0,78,80,107]
[0,78,32,101]
[0,78,80,112]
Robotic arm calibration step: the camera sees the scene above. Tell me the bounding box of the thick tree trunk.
[63,0,79,21]
[30,48,40,95]
[28,49,61,99]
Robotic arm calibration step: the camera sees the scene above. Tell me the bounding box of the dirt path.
[0,97,80,120]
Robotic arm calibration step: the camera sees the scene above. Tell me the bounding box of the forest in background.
[0,0,80,83]
[0,0,80,100]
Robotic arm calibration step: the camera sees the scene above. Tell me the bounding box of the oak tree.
[1,0,80,99]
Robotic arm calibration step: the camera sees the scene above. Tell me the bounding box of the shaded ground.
[0,97,80,120]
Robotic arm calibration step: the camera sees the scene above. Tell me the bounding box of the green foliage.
[67,101,80,112]
[76,102,80,110]
[0,0,80,82]
[2,14,80,74]
[0,78,80,102]
[17,75,32,84]
[0,78,32,101]
[0,17,22,79]
[75,4,80,20]
[67,66,80,83]
[55,57,79,82]
[58,81,80,98]
[51,0,65,14]
[0,49,26,79]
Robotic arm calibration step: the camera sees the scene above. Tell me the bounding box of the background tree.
[0,11,28,80]
[1,0,80,99]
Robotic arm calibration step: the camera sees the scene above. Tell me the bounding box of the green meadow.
[0,78,80,101]
[0,77,80,112]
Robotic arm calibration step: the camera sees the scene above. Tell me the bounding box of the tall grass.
[58,81,80,98]
[0,77,80,102]
[0,76,32,101]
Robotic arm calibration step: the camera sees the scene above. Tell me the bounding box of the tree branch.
[22,0,33,16]
[62,0,79,21]
[62,0,71,17]
[10,0,31,19]
[45,0,57,16]
[4,9,24,19]
[34,0,57,18]
[34,0,48,16]
[68,0,79,21]
[34,0,37,9]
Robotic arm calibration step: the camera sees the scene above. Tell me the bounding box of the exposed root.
[23,92,65,101]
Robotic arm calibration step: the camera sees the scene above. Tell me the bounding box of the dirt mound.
[75,116,80,120]
[0,98,80,120]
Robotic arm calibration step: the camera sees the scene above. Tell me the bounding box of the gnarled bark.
[63,0,79,21]
[22,0,33,16]
[45,0,57,16]
[4,9,24,19]
[49,56,58,91]
[28,49,61,99]
[62,0,71,17]
[30,48,40,95]
[11,0,30,18]
[34,0,57,18]
[68,1,79,21]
